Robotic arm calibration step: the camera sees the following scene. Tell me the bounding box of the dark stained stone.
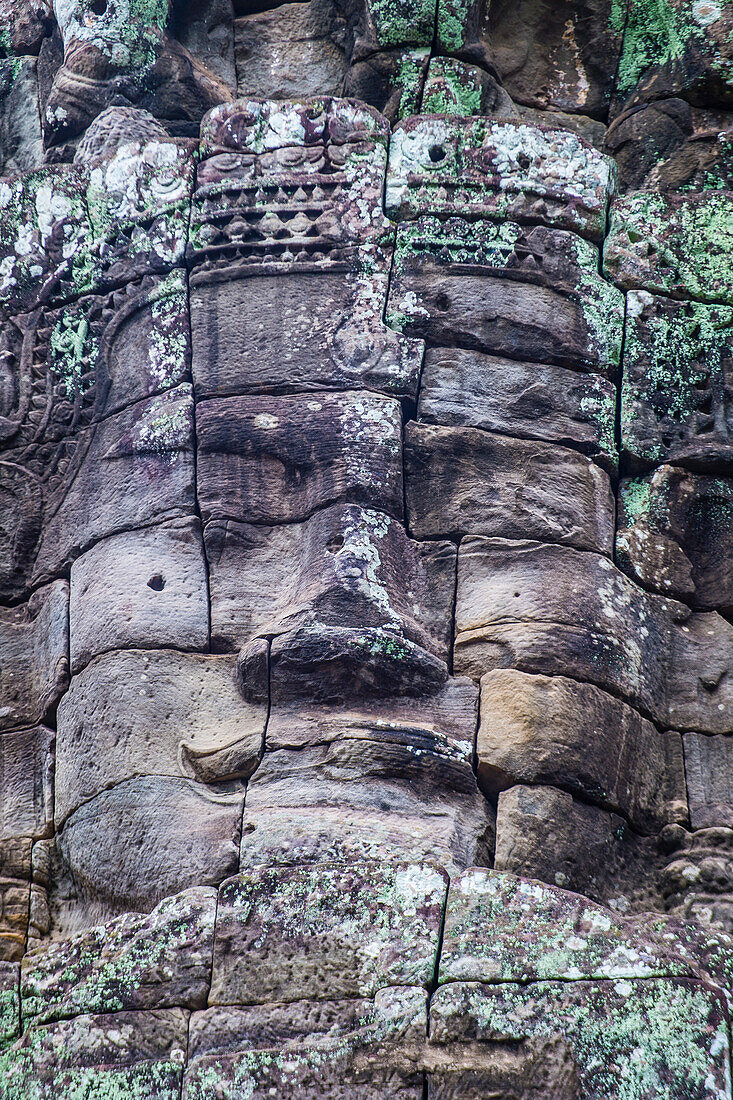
[684,733,733,829]
[197,392,403,525]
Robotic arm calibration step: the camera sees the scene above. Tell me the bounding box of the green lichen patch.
[621,290,733,467]
[394,49,431,120]
[21,888,215,1025]
[604,190,733,305]
[55,0,170,75]
[432,977,731,1100]
[368,0,437,48]
[611,0,733,100]
[422,57,485,116]
[436,0,473,53]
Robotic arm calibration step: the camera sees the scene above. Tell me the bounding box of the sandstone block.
[429,978,730,1100]
[69,518,209,674]
[454,537,668,719]
[57,777,242,912]
[386,217,623,374]
[21,889,215,1024]
[0,881,29,963]
[438,868,694,986]
[0,163,90,318]
[343,47,431,122]
[386,117,616,240]
[183,988,426,1097]
[197,391,403,525]
[2,383,196,595]
[455,536,733,733]
[617,468,733,613]
[477,670,686,832]
[684,734,733,829]
[418,346,617,471]
[0,725,53,841]
[661,826,733,927]
[405,422,614,553]
[205,503,454,693]
[605,98,733,193]
[421,56,517,117]
[55,649,265,825]
[0,582,68,732]
[234,7,347,100]
[0,57,42,175]
[612,0,733,114]
[210,861,448,1003]
[621,291,733,470]
[461,0,623,116]
[199,98,389,157]
[604,190,733,304]
[494,785,665,909]
[0,1009,187,1099]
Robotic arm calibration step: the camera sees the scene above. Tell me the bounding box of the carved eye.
[89,0,108,15]
[428,145,446,164]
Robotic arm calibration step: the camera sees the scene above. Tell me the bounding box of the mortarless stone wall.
[0,0,732,1095]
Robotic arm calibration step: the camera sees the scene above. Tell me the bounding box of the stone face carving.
[2,0,733,1088]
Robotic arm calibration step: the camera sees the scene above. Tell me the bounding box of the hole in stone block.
[147,574,166,591]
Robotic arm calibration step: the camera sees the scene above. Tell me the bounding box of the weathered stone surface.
[73,105,169,162]
[477,670,686,832]
[430,978,730,1100]
[184,988,426,1098]
[605,190,733,305]
[0,0,50,55]
[405,422,614,553]
[661,826,733,927]
[612,0,733,114]
[418,347,617,471]
[2,380,195,595]
[242,679,494,871]
[344,47,431,121]
[454,537,668,719]
[622,291,733,470]
[197,392,403,525]
[235,5,348,100]
[0,582,68,733]
[74,140,195,295]
[495,785,666,909]
[617,468,733,613]
[198,97,389,156]
[69,518,208,673]
[21,888,215,1023]
[606,98,733,193]
[386,116,616,240]
[177,0,236,92]
[210,862,447,1004]
[473,0,623,116]
[0,725,53,842]
[43,0,228,150]
[55,649,265,825]
[0,57,43,176]
[0,1009,187,1098]
[685,734,733,829]
[666,609,733,735]
[206,503,454,694]
[58,778,241,913]
[387,217,623,375]
[421,56,516,117]
[438,869,695,985]
[455,536,733,733]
